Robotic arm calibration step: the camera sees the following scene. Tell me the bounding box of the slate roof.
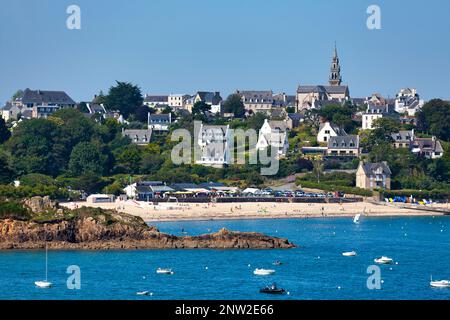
[328,135,359,149]
[361,162,392,176]
[199,125,228,142]
[122,129,152,144]
[237,90,273,103]
[319,122,347,136]
[268,120,288,132]
[391,130,414,142]
[21,109,33,119]
[413,138,444,153]
[148,113,171,123]
[144,95,169,103]
[16,88,75,105]
[297,85,348,95]
[170,183,199,191]
[365,104,389,114]
[197,92,222,105]
[1,102,15,111]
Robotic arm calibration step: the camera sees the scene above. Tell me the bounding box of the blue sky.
[0,0,449,105]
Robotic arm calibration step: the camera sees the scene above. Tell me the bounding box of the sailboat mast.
[45,244,48,281]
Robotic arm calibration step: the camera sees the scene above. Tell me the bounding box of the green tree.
[115,144,142,173]
[5,119,58,176]
[69,142,103,176]
[223,94,245,118]
[20,173,55,187]
[134,105,153,123]
[192,101,211,116]
[104,81,143,118]
[417,99,450,140]
[77,102,90,113]
[0,117,10,144]
[11,89,23,101]
[51,108,96,170]
[0,151,14,183]
[317,103,357,133]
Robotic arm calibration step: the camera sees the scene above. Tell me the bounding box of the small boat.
[374,256,394,264]
[430,278,450,288]
[342,251,357,257]
[272,260,283,266]
[156,268,174,275]
[254,269,276,276]
[260,283,286,295]
[353,214,361,224]
[35,281,53,288]
[136,291,151,296]
[35,244,52,288]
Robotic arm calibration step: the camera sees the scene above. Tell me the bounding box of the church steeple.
[329,43,342,86]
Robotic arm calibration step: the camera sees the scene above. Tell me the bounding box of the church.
[296,45,350,110]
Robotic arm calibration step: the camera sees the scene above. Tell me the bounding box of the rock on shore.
[0,198,295,250]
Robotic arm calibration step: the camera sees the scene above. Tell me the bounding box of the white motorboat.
[35,244,52,288]
[156,268,174,275]
[342,251,357,257]
[136,291,152,296]
[253,269,276,276]
[430,279,450,288]
[374,256,393,264]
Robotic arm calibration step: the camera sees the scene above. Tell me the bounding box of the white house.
[411,137,444,159]
[0,103,22,121]
[256,119,289,158]
[196,124,232,167]
[362,104,390,130]
[317,122,347,143]
[186,92,223,114]
[148,113,171,131]
[168,94,190,109]
[395,88,424,116]
[236,90,274,114]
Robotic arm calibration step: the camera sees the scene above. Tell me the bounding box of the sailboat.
[353,207,365,224]
[35,244,52,288]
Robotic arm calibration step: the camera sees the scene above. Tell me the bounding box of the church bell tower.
[329,44,342,86]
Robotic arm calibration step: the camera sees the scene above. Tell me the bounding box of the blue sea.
[0,217,449,300]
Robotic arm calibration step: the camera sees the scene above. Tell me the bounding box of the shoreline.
[61,201,449,223]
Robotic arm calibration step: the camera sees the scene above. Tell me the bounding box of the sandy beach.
[61,200,450,222]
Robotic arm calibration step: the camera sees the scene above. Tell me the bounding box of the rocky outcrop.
[0,208,295,250]
[22,196,59,214]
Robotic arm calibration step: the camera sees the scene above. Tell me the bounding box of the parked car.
[295,190,305,197]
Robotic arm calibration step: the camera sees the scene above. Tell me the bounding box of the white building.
[394,88,424,116]
[236,90,274,114]
[0,103,22,121]
[317,122,347,143]
[196,124,232,167]
[256,119,290,158]
[411,137,444,159]
[362,104,390,130]
[143,95,169,109]
[168,94,189,109]
[148,113,171,131]
[186,92,222,114]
